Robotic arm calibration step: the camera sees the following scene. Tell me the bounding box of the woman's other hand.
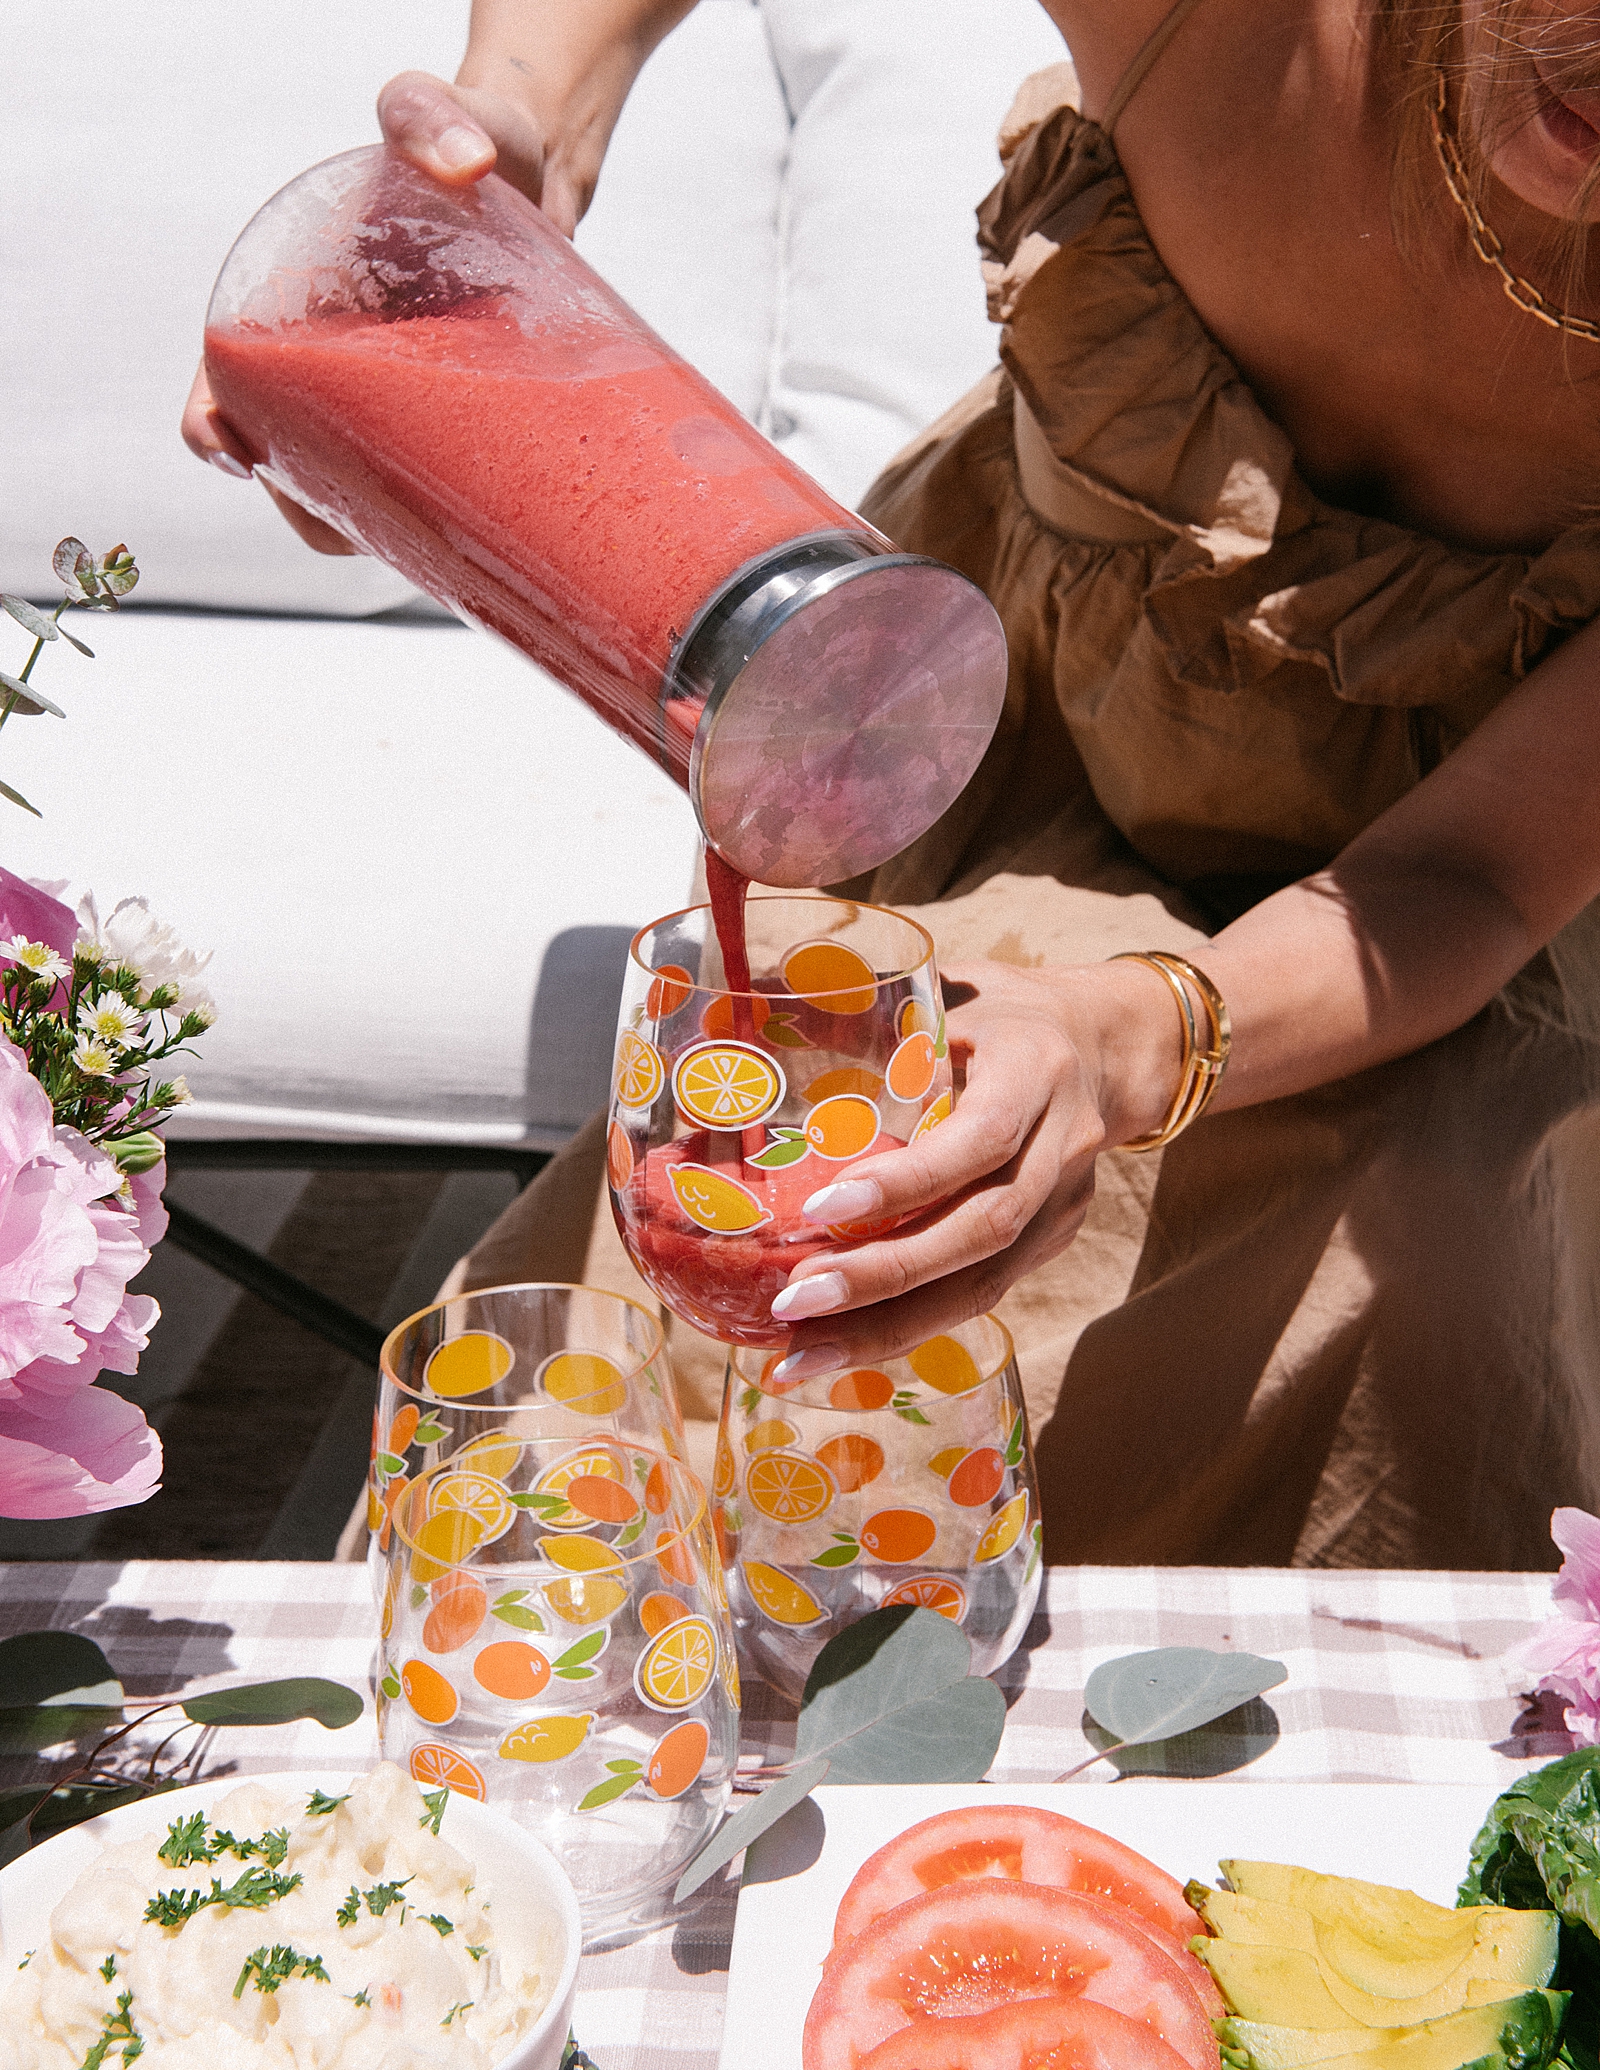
[769,958,1186,1379]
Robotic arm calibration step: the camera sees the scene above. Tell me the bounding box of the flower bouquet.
[0,543,215,1521]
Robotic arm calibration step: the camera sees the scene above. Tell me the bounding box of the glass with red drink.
[607,897,954,1348]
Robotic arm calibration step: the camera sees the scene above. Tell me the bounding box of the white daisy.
[77,992,144,1047]
[71,1035,116,1078]
[3,936,70,988]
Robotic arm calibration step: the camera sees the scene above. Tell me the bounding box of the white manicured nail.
[802,1179,881,1223]
[437,123,491,169]
[770,1271,848,1320]
[209,450,252,480]
[769,1343,847,1384]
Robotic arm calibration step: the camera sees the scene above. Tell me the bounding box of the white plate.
[720,1781,1500,2070]
[0,1768,582,2070]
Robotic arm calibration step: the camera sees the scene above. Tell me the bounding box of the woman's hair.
[1377,0,1600,289]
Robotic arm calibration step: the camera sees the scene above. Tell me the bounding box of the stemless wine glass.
[713,1315,1042,1702]
[378,1437,738,1939]
[606,895,954,1348]
[366,1286,686,1600]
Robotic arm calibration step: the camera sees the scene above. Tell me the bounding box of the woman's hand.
[769,958,1185,1380]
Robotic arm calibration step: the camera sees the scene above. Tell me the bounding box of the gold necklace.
[1428,66,1600,344]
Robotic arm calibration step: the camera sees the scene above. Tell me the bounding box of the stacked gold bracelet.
[1109,951,1232,1151]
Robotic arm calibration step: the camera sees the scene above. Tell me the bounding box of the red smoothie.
[617,1130,901,1348]
[204,308,853,780]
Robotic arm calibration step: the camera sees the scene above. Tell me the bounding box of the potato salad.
[1,1763,556,2068]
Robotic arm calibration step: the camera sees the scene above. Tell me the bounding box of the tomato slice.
[802,1882,1220,2070]
[853,1995,1197,2070]
[831,1803,1222,2015]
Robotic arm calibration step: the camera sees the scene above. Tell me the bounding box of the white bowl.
[0,1768,582,2070]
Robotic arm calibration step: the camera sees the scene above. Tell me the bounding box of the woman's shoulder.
[1036,0,1217,124]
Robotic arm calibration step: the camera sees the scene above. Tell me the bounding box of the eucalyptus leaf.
[3,596,57,640]
[674,1756,830,1902]
[0,672,63,717]
[0,778,41,817]
[0,1705,126,1754]
[58,628,93,658]
[0,1631,122,1708]
[796,1607,1004,1783]
[1083,1647,1286,1751]
[53,537,90,585]
[181,1677,362,1730]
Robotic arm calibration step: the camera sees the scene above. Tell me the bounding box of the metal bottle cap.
[668,532,1008,888]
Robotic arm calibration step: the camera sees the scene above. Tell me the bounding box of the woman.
[186,1,1600,1567]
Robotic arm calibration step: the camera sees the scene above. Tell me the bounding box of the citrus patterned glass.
[714,1316,1042,1703]
[365,1285,685,1597]
[607,896,954,1348]
[378,1437,738,1938]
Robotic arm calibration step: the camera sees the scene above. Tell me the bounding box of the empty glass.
[715,1316,1042,1702]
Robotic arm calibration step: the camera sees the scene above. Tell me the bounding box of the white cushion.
[757,0,1069,507]
[0,612,701,1146]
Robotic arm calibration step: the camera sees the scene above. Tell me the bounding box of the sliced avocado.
[1219,1866,1479,1960]
[1305,1991,1569,2070]
[1196,1890,1320,1952]
[1217,2015,1401,2070]
[1199,1914,1560,2030]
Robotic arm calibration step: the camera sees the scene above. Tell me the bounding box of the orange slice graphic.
[614,1029,666,1110]
[880,1574,969,1622]
[803,1065,884,1104]
[815,1432,884,1493]
[606,1118,635,1192]
[672,1041,785,1130]
[713,1428,736,1499]
[635,1614,717,1710]
[781,940,877,1014]
[409,1742,486,1799]
[805,1094,881,1161]
[745,1449,835,1524]
[886,1031,937,1103]
[667,1162,771,1235]
[429,1470,515,1546]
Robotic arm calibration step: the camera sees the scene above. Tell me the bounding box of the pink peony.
[0,1032,163,1517]
[0,867,75,962]
[1508,1507,1600,1744]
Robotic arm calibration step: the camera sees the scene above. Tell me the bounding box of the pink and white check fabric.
[0,1560,1564,2068]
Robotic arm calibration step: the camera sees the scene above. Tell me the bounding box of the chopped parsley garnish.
[155,1812,290,1870]
[337,1885,362,1927]
[79,1987,140,2067]
[442,2001,474,2027]
[305,1788,350,1816]
[233,1945,331,1999]
[145,1865,303,1928]
[467,1944,487,1962]
[419,1787,449,1836]
[350,1988,371,2009]
[361,1876,412,1917]
[157,1813,211,1868]
[99,1954,116,1981]
[426,1913,454,1937]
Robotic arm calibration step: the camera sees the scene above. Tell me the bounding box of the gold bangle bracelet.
[1109,950,1232,1152]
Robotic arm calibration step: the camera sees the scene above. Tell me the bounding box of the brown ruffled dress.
[451,63,1600,1570]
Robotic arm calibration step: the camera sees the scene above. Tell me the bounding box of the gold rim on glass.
[627,893,938,1001]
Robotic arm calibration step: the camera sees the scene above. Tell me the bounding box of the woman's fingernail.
[769,1343,847,1385]
[436,123,492,170]
[770,1271,847,1321]
[802,1179,881,1224]
[209,450,252,480]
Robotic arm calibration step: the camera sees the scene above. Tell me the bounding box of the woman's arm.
[770,610,1600,1373]
[182,0,696,530]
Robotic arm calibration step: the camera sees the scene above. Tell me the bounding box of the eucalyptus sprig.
[1,537,140,819]
[0,1630,362,1865]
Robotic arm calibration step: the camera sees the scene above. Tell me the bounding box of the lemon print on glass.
[672,1041,785,1130]
[743,1560,827,1627]
[425,1330,514,1400]
[745,1450,835,1525]
[907,1334,983,1397]
[911,1089,953,1143]
[535,1446,629,1529]
[667,1163,771,1234]
[498,1713,593,1763]
[538,1350,629,1417]
[634,1614,718,1712]
[976,1491,1029,1563]
[428,1470,515,1547]
[781,940,877,1014]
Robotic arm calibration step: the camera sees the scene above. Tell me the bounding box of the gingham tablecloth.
[0,1562,1568,2068]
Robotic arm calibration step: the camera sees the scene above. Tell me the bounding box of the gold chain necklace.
[1428,66,1600,344]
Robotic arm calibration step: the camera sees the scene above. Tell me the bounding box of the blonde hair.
[1377,0,1600,291]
